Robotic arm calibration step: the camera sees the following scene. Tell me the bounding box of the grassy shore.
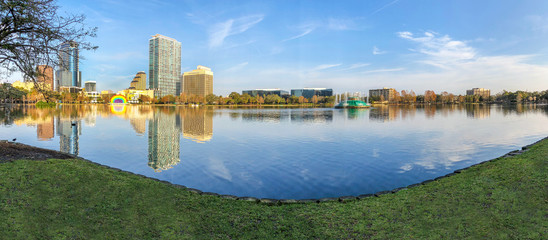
[1,140,546,239]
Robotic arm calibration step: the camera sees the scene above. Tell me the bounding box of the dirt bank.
[0,140,73,163]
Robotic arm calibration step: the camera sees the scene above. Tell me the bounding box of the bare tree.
[1,0,97,102]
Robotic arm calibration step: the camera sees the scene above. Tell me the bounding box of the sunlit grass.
[0,139,546,238]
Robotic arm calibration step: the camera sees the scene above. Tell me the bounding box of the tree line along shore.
[1,83,548,106]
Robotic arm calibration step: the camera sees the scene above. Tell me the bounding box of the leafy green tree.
[287,95,298,104]
[0,83,26,102]
[205,94,218,105]
[229,92,241,104]
[240,93,251,104]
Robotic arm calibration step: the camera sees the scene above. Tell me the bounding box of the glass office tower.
[57,41,81,89]
[149,34,181,98]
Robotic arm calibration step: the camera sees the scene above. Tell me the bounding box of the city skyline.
[4,0,548,96]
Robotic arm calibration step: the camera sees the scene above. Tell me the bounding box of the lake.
[1,104,547,199]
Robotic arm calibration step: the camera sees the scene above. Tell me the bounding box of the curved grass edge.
[2,136,547,204]
[1,137,547,238]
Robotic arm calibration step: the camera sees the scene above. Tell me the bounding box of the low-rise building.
[84,81,96,92]
[291,88,333,99]
[59,86,82,94]
[117,89,155,103]
[466,88,490,100]
[369,87,397,102]
[242,89,289,97]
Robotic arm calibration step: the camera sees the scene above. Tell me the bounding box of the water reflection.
[57,118,80,155]
[148,107,180,172]
[465,104,491,119]
[181,108,213,143]
[290,109,333,123]
[1,104,548,199]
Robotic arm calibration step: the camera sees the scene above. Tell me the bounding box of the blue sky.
[21,0,548,95]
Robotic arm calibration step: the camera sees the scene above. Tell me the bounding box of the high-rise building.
[36,65,54,91]
[84,81,96,92]
[182,65,213,97]
[56,41,81,90]
[369,87,397,102]
[129,71,147,90]
[149,34,181,98]
[291,88,333,99]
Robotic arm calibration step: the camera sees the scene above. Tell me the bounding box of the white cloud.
[372,46,385,55]
[283,27,315,41]
[397,31,476,69]
[208,15,264,48]
[395,31,548,93]
[362,68,404,74]
[312,64,342,71]
[327,18,359,31]
[225,62,249,72]
[341,63,370,71]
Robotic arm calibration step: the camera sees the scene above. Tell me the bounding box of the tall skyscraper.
[182,65,213,97]
[56,41,81,90]
[149,34,181,98]
[129,71,147,90]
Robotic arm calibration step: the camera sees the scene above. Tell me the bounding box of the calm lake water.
[1,104,547,199]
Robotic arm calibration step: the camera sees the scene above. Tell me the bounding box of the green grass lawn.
[1,139,547,239]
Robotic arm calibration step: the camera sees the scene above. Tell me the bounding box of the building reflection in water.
[148,108,180,172]
[37,117,55,140]
[130,118,147,135]
[369,105,398,122]
[290,109,333,123]
[181,108,213,143]
[343,108,368,119]
[465,104,491,119]
[241,109,289,123]
[57,118,81,155]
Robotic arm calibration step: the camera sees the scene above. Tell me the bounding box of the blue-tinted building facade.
[57,41,81,88]
[242,89,289,97]
[291,88,333,99]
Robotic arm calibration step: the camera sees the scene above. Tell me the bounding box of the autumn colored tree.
[298,96,305,104]
[311,95,318,104]
[240,93,251,104]
[392,91,401,103]
[160,95,175,104]
[424,90,436,103]
[256,96,264,104]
